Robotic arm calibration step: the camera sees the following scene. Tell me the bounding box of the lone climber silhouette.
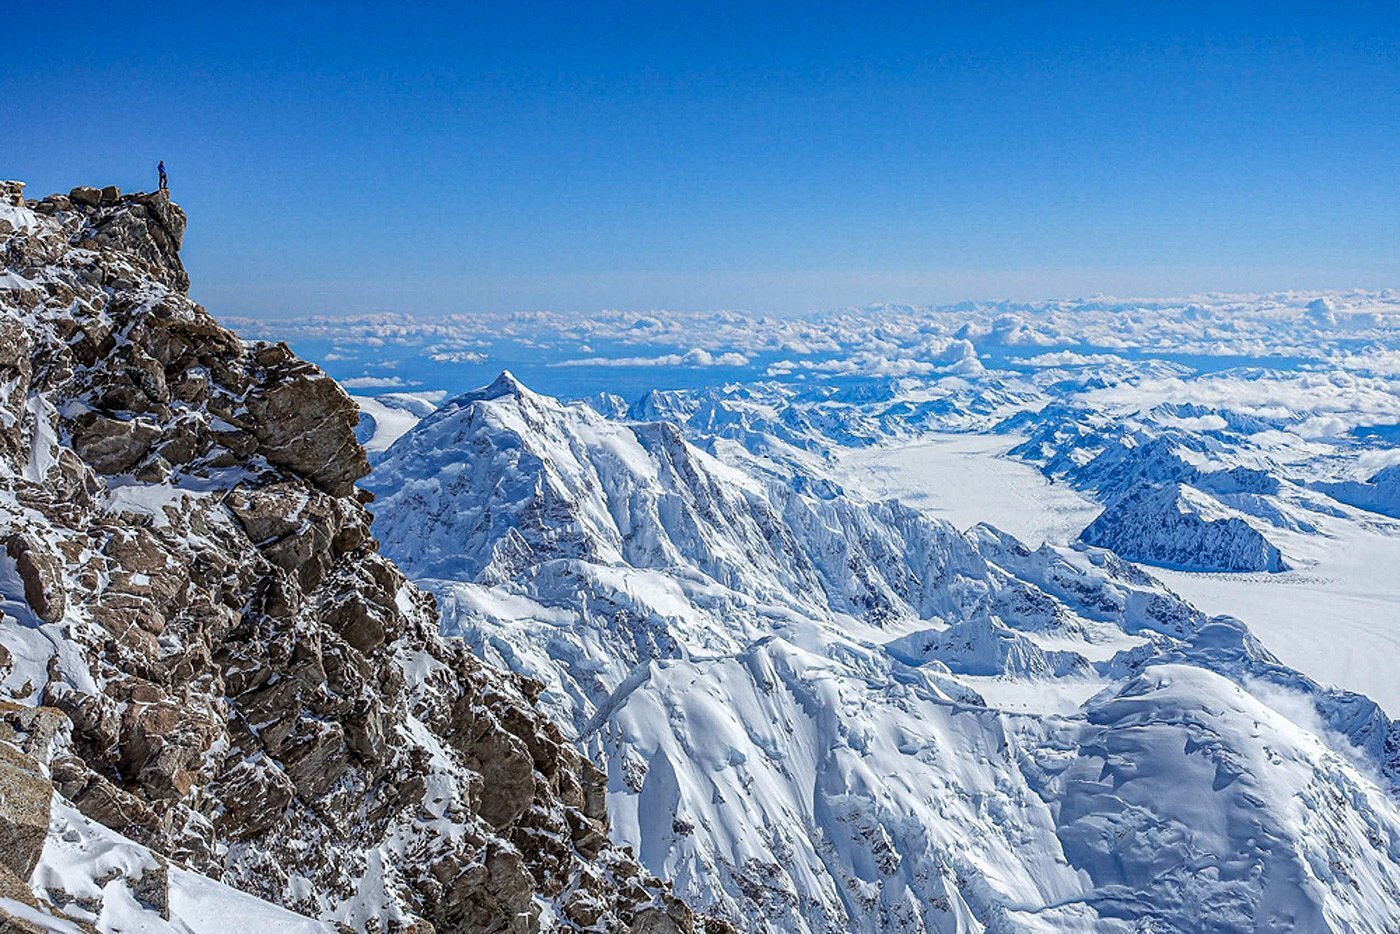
[157,161,168,191]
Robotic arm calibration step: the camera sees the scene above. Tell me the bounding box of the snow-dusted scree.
[365,370,1400,931]
[0,181,730,932]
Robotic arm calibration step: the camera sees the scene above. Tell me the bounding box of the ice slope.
[822,427,1400,717]
[369,373,1400,933]
[832,433,1100,546]
[350,392,436,455]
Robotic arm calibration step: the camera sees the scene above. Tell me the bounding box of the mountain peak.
[17,181,190,291]
[487,368,528,396]
[448,369,539,406]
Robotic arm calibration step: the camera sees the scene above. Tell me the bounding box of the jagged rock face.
[1314,463,1400,519]
[0,703,69,919]
[1081,482,1289,573]
[0,184,715,932]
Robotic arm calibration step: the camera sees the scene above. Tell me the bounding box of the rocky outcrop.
[0,183,719,931]
[2,536,64,625]
[0,706,56,904]
[28,185,189,291]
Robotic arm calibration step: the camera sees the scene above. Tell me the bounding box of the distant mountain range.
[364,368,1400,932]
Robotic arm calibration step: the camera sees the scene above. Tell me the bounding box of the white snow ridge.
[367,370,1400,933]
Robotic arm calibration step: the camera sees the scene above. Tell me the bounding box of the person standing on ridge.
[157,160,168,191]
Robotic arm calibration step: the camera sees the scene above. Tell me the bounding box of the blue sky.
[7,1,1398,316]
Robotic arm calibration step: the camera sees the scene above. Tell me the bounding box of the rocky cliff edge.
[0,179,720,933]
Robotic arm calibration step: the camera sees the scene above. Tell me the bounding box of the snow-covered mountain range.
[6,174,1398,932]
[366,370,1400,932]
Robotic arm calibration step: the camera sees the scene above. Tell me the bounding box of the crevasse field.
[238,291,1400,931]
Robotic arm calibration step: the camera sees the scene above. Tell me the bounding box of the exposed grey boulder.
[2,535,65,625]
[70,412,163,474]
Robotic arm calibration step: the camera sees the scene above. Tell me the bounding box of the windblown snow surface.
[362,301,1400,934]
[28,798,329,933]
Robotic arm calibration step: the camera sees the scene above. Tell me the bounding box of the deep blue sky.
[8,2,1399,316]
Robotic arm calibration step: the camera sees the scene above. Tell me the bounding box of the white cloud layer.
[552,348,751,368]
[340,375,410,389]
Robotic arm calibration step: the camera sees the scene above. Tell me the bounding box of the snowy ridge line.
[580,658,658,740]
